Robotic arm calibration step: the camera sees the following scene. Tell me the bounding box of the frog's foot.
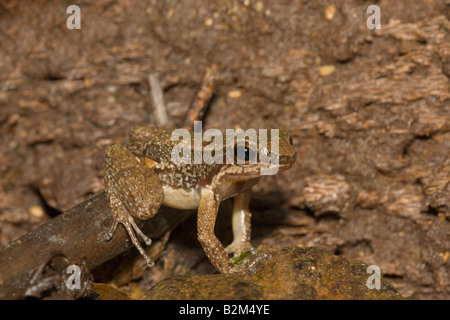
[106,213,154,267]
[225,241,253,258]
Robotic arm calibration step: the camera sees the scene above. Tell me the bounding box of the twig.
[0,191,194,299]
[148,73,169,127]
[183,66,216,130]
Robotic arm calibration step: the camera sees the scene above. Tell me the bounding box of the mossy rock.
[142,246,407,300]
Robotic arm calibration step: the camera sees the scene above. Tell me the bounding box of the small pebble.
[443,251,449,262]
[204,18,213,26]
[29,205,44,218]
[325,5,336,21]
[319,65,336,76]
[254,1,264,13]
[228,90,242,99]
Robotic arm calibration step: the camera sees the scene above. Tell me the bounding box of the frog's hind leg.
[104,144,164,267]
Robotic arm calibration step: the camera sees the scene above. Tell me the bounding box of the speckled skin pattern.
[104,126,296,273]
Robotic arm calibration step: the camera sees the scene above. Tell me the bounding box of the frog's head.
[213,128,297,193]
[266,128,297,173]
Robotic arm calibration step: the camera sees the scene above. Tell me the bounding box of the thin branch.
[183,66,216,130]
[0,191,194,299]
[149,73,170,127]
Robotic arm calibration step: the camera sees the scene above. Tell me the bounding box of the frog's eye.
[234,142,257,164]
[289,136,294,146]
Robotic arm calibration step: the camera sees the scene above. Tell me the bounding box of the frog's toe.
[225,241,253,258]
[105,219,119,241]
[128,215,152,246]
[122,218,155,267]
[224,242,235,255]
[143,256,155,267]
[106,210,155,267]
[241,242,253,254]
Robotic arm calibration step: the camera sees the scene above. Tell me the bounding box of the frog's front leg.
[104,144,164,267]
[225,190,253,257]
[197,188,242,273]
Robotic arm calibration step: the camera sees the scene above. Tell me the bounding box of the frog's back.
[126,129,222,190]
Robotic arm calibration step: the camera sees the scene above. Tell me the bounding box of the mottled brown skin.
[104,126,296,273]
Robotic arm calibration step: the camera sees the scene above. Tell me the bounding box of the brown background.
[0,0,449,299]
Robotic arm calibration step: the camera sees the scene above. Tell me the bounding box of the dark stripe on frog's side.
[154,163,223,190]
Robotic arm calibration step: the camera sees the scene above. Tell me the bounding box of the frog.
[104,126,296,273]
